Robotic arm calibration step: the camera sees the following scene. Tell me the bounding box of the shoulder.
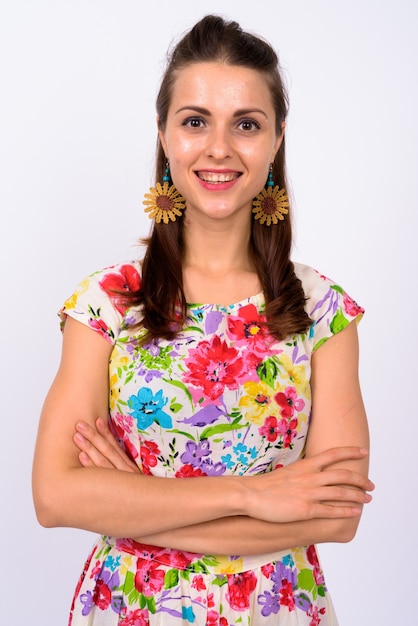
[294,262,364,351]
[59,260,142,343]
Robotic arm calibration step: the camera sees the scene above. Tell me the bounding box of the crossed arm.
[32,316,373,555]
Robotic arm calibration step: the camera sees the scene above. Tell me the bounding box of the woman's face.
[158,62,284,226]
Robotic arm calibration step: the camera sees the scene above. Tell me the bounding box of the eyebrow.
[174,105,269,119]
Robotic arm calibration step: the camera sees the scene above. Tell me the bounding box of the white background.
[1,0,417,624]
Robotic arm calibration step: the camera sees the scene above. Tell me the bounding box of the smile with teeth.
[196,171,241,183]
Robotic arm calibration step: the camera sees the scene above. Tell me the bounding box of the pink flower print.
[90,560,102,579]
[183,335,244,402]
[274,386,305,418]
[226,570,257,611]
[277,417,299,448]
[343,293,364,317]
[88,317,113,342]
[259,416,281,443]
[134,557,165,596]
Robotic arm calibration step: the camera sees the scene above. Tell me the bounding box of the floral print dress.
[60,261,364,626]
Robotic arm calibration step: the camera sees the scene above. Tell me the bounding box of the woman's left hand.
[74,418,141,474]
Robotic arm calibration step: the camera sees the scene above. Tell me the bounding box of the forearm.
[34,467,245,537]
[137,509,363,556]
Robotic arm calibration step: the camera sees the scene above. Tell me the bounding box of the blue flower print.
[128,387,172,430]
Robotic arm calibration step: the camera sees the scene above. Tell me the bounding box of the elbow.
[32,473,69,528]
[332,515,362,544]
[33,490,62,528]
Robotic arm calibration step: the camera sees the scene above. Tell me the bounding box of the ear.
[272,120,286,161]
[157,115,168,155]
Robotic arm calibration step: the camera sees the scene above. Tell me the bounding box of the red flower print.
[192,575,207,591]
[307,604,326,625]
[184,335,244,401]
[109,417,139,462]
[226,570,257,611]
[261,563,274,578]
[115,539,166,560]
[158,549,195,570]
[274,386,305,418]
[279,579,295,610]
[140,440,161,474]
[207,611,229,626]
[175,464,208,478]
[227,304,272,356]
[307,545,325,586]
[92,579,112,610]
[134,557,165,596]
[277,417,299,448]
[343,293,364,317]
[259,416,280,442]
[119,608,148,626]
[99,264,141,315]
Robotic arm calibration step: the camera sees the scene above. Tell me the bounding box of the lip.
[195,169,242,191]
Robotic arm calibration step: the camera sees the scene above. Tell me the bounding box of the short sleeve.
[58,261,142,344]
[294,263,365,352]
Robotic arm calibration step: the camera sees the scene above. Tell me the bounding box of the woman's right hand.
[242,446,374,523]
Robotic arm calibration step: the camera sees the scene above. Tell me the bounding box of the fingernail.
[74,432,85,443]
[77,421,88,432]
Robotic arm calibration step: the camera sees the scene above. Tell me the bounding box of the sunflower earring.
[252,164,289,226]
[143,161,186,224]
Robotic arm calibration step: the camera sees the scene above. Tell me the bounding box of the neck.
[182,215,253,275]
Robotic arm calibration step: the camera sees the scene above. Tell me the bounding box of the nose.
[205,124,232,160]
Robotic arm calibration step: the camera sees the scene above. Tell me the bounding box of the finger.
[315,485,373,505]
[73,432,114,468]
[308,446,370,472]
[75,420,139,473]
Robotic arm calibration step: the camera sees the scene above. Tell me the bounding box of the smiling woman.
[32,14,372,626]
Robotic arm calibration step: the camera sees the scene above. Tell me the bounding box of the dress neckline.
[187,291,264,311]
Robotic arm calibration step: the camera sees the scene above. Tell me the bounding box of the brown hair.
[138,15,311,341]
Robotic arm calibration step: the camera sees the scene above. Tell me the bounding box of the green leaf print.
[200,420,247,440]
[257,356,281,388]
[146,596,157,613]
[298,568,318,600]
[212,575,228,588]
[331,284,344,295]
[123,571,136,596]
[330,309,349,335]
[169,397,183,413]
[164,568,180,589]
[163,378,194,411]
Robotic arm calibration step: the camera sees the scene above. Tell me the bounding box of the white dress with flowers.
[60,260,364,626]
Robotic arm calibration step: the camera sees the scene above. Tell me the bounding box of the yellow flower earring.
[143,162,186,224]
[252,164,289,226]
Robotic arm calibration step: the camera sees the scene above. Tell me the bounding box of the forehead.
[169,62,274,112]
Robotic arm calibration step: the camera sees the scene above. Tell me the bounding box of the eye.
[237,119,261,132]
[182,117,205,129]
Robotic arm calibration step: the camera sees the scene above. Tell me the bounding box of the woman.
[32,15,373,626]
